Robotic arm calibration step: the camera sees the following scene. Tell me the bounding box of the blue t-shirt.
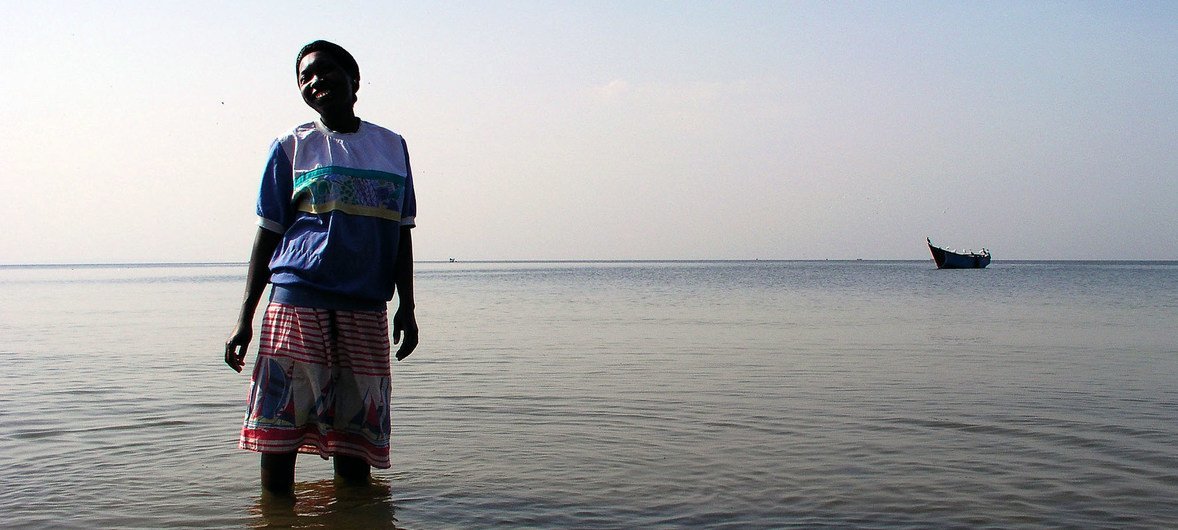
[256,120,416,311]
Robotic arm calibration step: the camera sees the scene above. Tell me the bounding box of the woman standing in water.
[224,40,419,496]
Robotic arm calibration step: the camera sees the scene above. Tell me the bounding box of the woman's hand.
[392,306,418,361]
[225,322,252,372]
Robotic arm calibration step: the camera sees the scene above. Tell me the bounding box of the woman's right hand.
[224,322,252,373]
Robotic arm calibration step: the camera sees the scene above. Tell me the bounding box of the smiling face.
[297,51,358,118]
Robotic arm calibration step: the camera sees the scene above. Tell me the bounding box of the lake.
[1,260,1176,528]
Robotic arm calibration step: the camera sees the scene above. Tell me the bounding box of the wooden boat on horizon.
[927,237,990,269]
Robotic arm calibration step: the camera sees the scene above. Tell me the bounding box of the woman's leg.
[260,452,298,495]
[333,455,371,484]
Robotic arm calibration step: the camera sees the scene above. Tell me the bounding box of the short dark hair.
[295,40,360,83]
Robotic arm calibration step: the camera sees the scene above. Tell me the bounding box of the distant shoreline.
[2,259,1176,269]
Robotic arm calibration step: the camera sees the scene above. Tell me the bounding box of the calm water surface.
[1,261,1176,528]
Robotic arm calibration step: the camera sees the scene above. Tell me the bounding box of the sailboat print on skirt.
[255,358,296,426]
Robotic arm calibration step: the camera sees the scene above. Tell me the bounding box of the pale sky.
[3,1,1176,263]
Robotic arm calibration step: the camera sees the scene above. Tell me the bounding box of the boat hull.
[928,239,990,269]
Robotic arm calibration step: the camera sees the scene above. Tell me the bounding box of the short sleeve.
[256,140,294,233]
[399,137,417,228]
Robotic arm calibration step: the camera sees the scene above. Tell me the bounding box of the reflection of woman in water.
[224,40,420,496]
[255,475,397,528]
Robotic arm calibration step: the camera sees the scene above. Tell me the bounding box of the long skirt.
[239,302,392,468]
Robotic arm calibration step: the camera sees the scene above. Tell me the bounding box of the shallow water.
[1,261,1176,528]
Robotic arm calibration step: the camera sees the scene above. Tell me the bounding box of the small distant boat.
[927,238,990,269]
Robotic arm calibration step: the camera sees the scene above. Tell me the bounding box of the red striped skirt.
[239,302,392,468]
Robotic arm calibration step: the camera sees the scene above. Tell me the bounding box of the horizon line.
[3,258,1177,268]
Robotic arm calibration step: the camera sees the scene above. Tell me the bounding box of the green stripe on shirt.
[294,166,406,191]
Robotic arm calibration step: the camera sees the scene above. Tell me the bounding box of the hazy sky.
[4,1,1176,263]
